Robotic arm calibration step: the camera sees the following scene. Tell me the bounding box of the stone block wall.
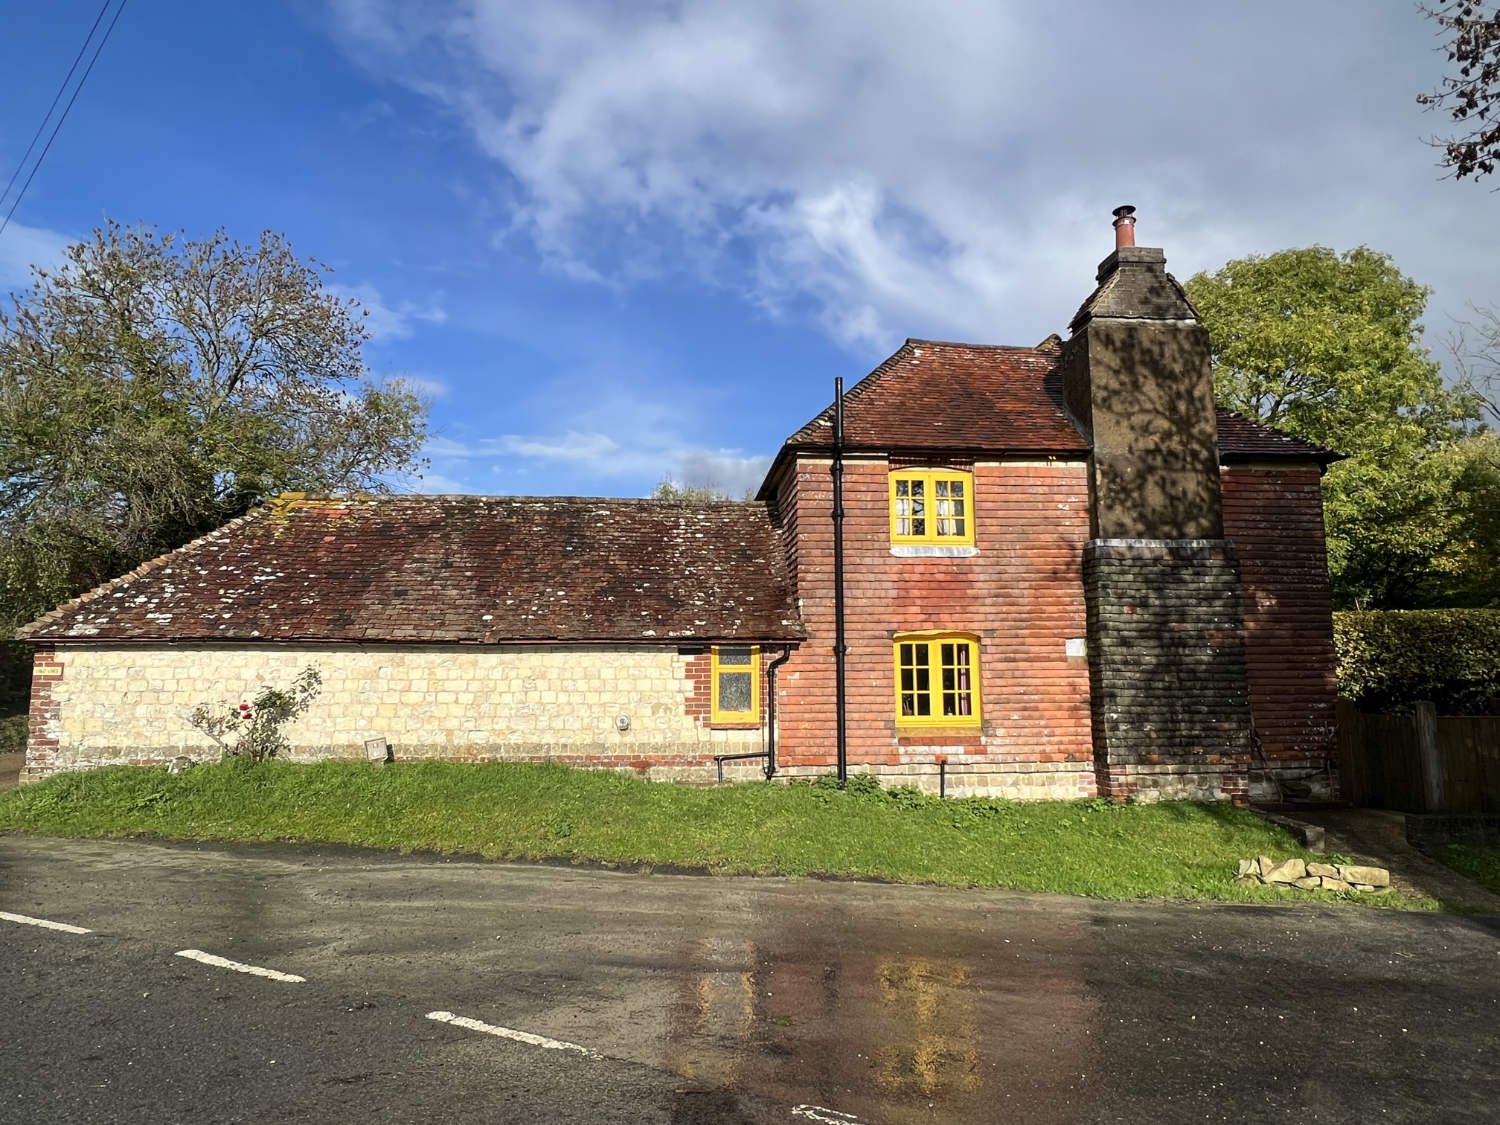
[1082,539,1252,801]
[23,642,768,783]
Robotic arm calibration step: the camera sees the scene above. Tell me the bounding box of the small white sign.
[1065,637,1087,658]
[365,736,390,762]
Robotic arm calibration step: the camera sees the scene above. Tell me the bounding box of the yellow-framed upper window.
[711,645,759,724]
[893,633,980,727]
[889,470,974,546]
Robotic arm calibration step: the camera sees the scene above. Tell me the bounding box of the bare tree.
[1418,1,1500,180]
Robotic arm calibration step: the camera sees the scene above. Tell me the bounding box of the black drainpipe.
[763,645,793,779]
[832,376,849,785]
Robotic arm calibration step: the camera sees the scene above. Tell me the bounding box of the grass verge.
[0,760,1432,905]
[1431,844,1500,896]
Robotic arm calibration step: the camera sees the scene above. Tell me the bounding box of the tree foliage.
[1417,1,1500,181]
[0,222,428,634]
[651,477,742,501]
[1186,246,1487,608]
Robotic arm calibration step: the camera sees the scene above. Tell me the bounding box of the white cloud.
[326,2,1500,356]
[420,361,775,497]
[386,373,449,399]
[409,469,470,494]
[427,428,770,497]
[326,281,447,341]
[0,220,74,292]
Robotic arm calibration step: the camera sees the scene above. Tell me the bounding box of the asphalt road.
[1,835,1497,1124]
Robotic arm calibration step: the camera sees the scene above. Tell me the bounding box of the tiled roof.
[776,338,1338,464]
[784,340,1086,454]
[1213,409,1341,463]
[20,495,805,644]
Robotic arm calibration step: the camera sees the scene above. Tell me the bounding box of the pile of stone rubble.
[1237,856,1391,893]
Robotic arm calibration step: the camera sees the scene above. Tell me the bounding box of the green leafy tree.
[0,222,428,638]
[651,477,744,501]
[1185,246,1485,608]
[1417,1,1500,181]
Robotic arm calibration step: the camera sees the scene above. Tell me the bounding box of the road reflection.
[662,906,1101,1124]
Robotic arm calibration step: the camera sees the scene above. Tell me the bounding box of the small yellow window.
[893,634,980,727]
[889,470,974,545]
[711,645,760,723]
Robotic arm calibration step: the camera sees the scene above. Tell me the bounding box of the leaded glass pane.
[718,672,752,713]
[718,646,752,666]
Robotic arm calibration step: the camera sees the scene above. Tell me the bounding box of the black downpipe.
[832,377,849,785]
[763,645,793,779]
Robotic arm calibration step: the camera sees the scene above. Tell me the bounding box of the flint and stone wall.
[1082,539,1253,802]
[23,642,767,783]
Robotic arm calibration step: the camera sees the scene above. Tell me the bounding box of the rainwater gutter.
[832,376,849,785]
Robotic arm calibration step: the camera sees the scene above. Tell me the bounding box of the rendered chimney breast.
[1111,204,1137,249]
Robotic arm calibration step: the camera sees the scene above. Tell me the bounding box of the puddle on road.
[661,916,1102,1124]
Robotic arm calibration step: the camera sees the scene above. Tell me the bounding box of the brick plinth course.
[1083,539,1253,801]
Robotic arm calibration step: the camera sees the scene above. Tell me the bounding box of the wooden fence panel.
[1337,706,1500,813]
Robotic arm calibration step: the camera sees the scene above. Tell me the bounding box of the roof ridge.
[905,338,1050,354]
[300,493,766,506]
[15,505,274,640]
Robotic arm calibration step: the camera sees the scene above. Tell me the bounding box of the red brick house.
[20,212,1339,800]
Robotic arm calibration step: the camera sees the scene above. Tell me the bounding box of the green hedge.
[1335,610,1500,714]
[0,714,25,755]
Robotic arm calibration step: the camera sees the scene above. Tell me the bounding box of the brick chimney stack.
[1060,205,1252,804]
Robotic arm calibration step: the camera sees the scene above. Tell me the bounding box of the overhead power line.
[0,0,130,242]
[0,0,113,213]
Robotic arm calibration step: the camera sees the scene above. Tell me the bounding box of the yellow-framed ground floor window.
[712,645,760,724]
[894,633,980,726]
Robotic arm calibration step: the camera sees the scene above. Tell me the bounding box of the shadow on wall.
[1058,319,1225,543]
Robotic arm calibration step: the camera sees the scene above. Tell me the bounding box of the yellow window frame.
[893,633,981,728]
[889,469,975,546]
[711,645,760,724]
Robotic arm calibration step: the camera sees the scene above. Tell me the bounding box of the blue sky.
[1,1,1495,498]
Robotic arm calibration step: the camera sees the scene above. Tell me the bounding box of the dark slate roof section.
[1215,409,1343,464]
[20,495,806,644]
[782,339,1088,454]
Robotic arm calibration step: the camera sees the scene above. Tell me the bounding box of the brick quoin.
[681,648,776,730]
[773,456,1095,781]
[23,644,64,782]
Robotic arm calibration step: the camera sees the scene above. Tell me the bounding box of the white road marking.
[0,910,92,935]
[174,949,306,983]
[426,1010,602,1059]
[792,1107,865,1123]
